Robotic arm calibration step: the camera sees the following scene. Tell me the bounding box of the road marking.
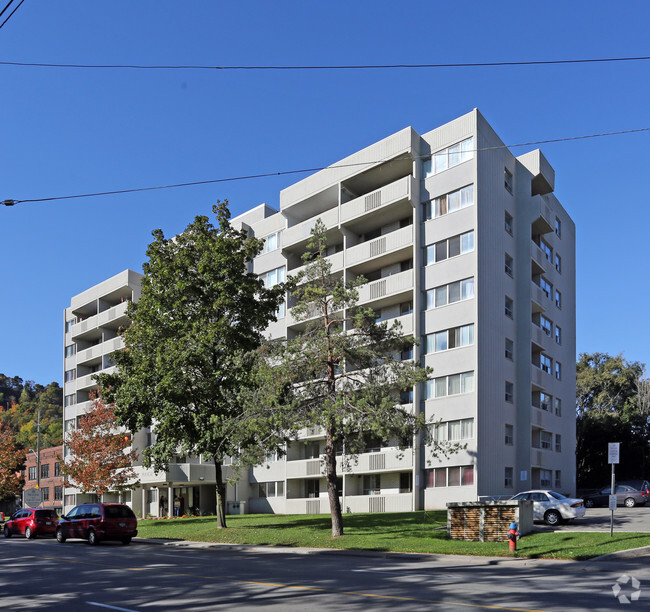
[87,603,137,612]
[24,555,546,611]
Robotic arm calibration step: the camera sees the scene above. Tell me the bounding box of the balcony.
[531,195,554,235]
[357,269,414,307]
[378,313,413,336]
[283,207,339,249]
[70,302,129,339]
[75,366,117,393]
[340,176,415,228]
[337,448,413,474]
[346,225,413,270]
[343,492,413,513]
[75,337,125,367]
[288,251,344,278]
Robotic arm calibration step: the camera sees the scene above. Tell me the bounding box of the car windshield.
[105,505,135,519]
[548,491,567,500]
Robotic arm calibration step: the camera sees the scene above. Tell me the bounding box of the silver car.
[511,490,586,525]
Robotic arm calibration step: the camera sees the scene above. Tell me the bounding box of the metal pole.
[36,404,41,507]
[610,462,615,537]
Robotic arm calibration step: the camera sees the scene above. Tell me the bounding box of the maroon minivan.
[56,503,137,545]
[3,508,59,539]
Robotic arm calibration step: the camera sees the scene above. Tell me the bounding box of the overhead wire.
[0,0,23,31]
[3,126,649,206]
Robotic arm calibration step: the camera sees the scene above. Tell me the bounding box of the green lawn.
[136,511,650,560]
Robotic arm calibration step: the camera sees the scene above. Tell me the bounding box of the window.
[259,266,285,288]
[505,253,513,277]
[540,392,552,412]
[400,472,412,494]
[427,465,474,488]
[261,230,282,254]
[555,253,561,273]
[256,481,285,498]
[41,463,49,479]
[54,486,63,501]
[424,371,474,399]
[540,240,552,262]
[424,136,474,176]
[424,230,474,265]
[64,418,76,432]
[276,301,286,319]
[555,434,562,452]
[424,278,474,309]
[540,354,552,374]
[54,462,60,477]
[423,184,474,220]
[65,318,76,332]
[363,474,381,495]
[555,326,562,345]
[64,369,76,382]
[505,211,513,235]
[554,470,562,489]
[540,470,552,488]
[540,277,552,299]
[540,315,552,336]
[28,467,36,480]
[554,397,562,416]
[555,289,562,309]
[64,394,75,407]
[64,344,76,358]
[505,381,514,403]
[432,418,474,442]
[505,424,514,445]
[505,296,513,319]
[555,361,562,380]
[504,167,513,194]
[423,324,474,354]
[555,217,562,238]
[305,479,319,498]
[539,431,552,450]
[400,301,413,315]
[505,338,513,360]
[505,467,514,488]
[42,487,50,501]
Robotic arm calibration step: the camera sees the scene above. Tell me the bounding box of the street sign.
[609,495,618,511]
[608,443,620,464]
[23,488,42,508]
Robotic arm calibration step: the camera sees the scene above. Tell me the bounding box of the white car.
[510,490,586,526]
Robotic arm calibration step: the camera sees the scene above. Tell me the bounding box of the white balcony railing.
[70,302,129,338]
[357,269,413,305]
[346,225,413,268]
[340,176,415,225]
[283,208,339,248]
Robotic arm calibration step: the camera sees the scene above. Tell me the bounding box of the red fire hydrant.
[508,522,519,552]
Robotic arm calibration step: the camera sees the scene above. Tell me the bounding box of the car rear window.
[35,510,57,519]
[105,505,136,519]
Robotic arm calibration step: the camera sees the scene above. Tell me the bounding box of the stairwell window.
[505,296,513,319]
[423,324,474,354]
[505,211,513,235]
[505,381,514,403]
[505,467,514,488]
[424,231,475,265]
[504,167,513,194]
[505,338,514,360]
[505,253,513,277]
[505,424,514,445]
[424,136,474,177]
[555,289,562,309]
[555,361,562,380]
[423,184,474,220]
[555,253,562,273]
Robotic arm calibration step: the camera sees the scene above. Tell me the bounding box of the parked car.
[3,508,59,539]
[510,490,586,525]
[618,480,650,498]
[582,484,647,508]
[56,503,137,546]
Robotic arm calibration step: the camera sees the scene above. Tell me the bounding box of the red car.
[3,508,59,539]
[56,503,137,545]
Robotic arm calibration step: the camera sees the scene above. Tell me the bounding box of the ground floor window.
[254,481,285,498]
[425,465,474,488]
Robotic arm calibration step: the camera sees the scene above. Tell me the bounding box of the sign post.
[608,443,620,537]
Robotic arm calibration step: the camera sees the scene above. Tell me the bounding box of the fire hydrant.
[507,522,519,552]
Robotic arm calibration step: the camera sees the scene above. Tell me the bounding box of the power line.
[2,54,650,71]
[3,126,650,206]
[0,0,23,31]
[0,1,15,20]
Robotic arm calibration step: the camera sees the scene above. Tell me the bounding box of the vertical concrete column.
[141,487,146,519]
[167,485,173,518]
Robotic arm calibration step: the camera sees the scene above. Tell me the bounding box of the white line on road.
[87,602,138,612]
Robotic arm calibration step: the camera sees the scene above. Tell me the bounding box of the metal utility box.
[447,500,533,541]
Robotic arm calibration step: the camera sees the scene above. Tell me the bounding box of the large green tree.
[576,353,648,487]
[98,201,289,528]
[253,221,430,537]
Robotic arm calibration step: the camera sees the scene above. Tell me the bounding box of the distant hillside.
[0,374,62,450]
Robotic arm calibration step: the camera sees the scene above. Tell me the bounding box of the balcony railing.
[70,302,129,338]
[357,269,413,305]
[340,176,415,225]
[283,207,339,248]
[346,225,413,268]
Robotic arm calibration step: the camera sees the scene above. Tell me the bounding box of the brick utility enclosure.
[447,501,533,541]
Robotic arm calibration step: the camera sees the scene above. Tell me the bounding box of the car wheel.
[121,537,132,545]
[585,499,595,508]
[545,510,562,526]
[3,525,11,538]
[25,527,35,539]
[56,528,66,543]
[624,497,636,508]
[88,529,100,546]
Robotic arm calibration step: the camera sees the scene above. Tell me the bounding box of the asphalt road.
[0,536,648,611]
[537,504,650,533]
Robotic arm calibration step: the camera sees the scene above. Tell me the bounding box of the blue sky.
[1,1,648,385]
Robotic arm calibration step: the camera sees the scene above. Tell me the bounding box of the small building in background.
[23,444,64,514]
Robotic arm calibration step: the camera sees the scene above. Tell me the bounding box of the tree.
[98,201,289,528]
[60,395,138,496]
[0,421,25,501]
[576,353,647,487]
[253,221,431,537]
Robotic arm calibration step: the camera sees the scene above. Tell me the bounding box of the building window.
[505,211,513,235]
[305,479,319,498]
[261,230,282,254]
[424,277,474,309]
[28,467,36,480]
[555,326,562,345]
[400,472,413,494]
[64,394,75,407]
[505,424,514,445]
[65,318,76,332]
[554,397,562,416]
[505,381,514,403]
[431,418,474,442]
[423,324,474,354]
[555,217,562,238]
[540,315,552,336]
[54,462,61,477]
[64,344,76,358]
[555,362,562,380]
[505,296,513,319]
[555,470,562,489]
[42,487,50,501]
[41,463,49,479]
[423,230,475,265]
[505,338,514,361]
[555,289,562,309]
[424,136,474,176]
[423,184,474,220]
[363,474,381,496]
[540,431,552,450]
[505,467,514,488]
[555,253,561,273]
[505,253,513,277]
[64,494,75,506]
[259,266,286,288]
[64,369,76,382]
[255,481,285,498]
[540,240,552,262]
[540,354,552,374]
[540,470,552,488]
[64,418,76,432]
[540,277,552,299]
[54,486,63,501]
[424,371,474,399]
[426,466,474,488]
[555,434,562,452]
[276,301,286,319]
[504,167,513,194]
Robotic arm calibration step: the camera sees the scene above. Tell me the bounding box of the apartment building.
[23,445,64,514]
[63,109,576,515]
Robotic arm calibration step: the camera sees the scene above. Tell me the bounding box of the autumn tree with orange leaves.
[0,421,24,500]
[61,395,139,496]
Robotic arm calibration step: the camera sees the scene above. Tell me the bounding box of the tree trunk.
[214,459,228,529]
[325,425,343,537]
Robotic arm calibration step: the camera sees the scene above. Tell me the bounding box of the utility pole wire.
[0,0,23,31]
